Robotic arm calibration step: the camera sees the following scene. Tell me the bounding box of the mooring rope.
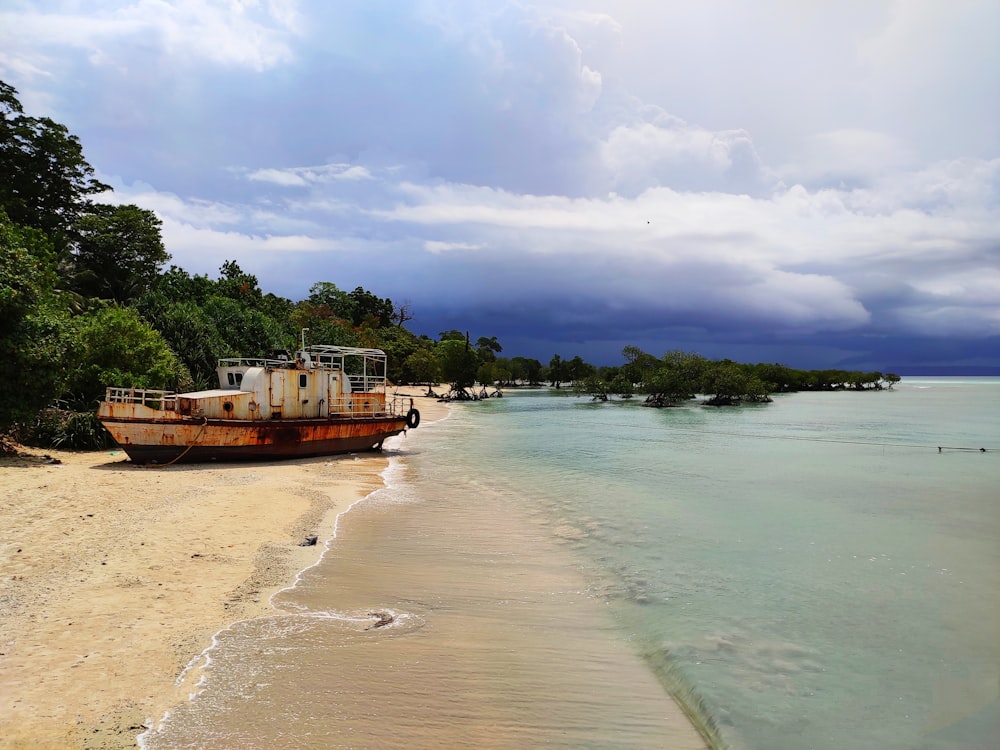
[160,416,209,466]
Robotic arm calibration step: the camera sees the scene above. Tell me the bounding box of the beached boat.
[97,343,419,464]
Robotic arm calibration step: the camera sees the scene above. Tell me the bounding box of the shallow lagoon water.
[146,378,999,749]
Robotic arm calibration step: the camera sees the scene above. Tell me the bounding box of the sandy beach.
[0,388,448,750]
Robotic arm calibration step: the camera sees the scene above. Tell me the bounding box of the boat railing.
[104,387,177,411]
[347,374,387,392]
[327,395,391,418]
[323,394,413,418]
[388,393,415,418]
[218,357,293,369]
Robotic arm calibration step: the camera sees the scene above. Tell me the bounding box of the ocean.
[143,377,999,749]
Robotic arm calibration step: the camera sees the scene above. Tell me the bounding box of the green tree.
[294,282,391,342]
[641,350,705,407]
[742,375,771,402]
[574,373,609,401]
[306,281,356,321]
[621,345,658,385]
[71,203,169,303]
[403,347,441,385]
[348,286,393,327]
[476,361,496,387]
[142,300,226,390]
[492,361,512,387]
[512,356,542,384]
[860,371,884,390]
[548,354,567,387]
[216,260,264,303]
[751,362,800,393]
[375,324,423,383]
[565,355,595,383]
[294,282,358,350]
[203,295,290,357]
[197,261,294,356]
[701,360,749,405]
[148,265,217,305]
[302,315,363,348]
[475,335,503,364]
[64,305,190,406]
[609,372,634,399]
[0,81,109,250]
[436,338,479,390]
[0,210,72,431]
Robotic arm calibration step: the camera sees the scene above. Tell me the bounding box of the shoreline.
[0,387,448,750]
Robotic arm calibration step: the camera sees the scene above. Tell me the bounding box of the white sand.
[0,388,447,749]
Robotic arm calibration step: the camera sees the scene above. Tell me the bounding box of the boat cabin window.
[299,373,308,388]
[226,372,243,386]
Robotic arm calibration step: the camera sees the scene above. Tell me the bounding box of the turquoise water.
[145,378,999,749]
[467,379,1000,749]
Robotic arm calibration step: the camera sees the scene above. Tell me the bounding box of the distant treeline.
[565,348,899,407]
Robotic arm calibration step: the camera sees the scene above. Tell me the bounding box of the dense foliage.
[0,79,899,449]
[0,209,74,428]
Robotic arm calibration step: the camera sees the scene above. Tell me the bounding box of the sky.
[2,0,998,372]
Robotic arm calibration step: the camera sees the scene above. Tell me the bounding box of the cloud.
[424,241,486,254]
[600,113,771,196]
[246,168,309,188]
[246,164,374,186]
[1,0,300,74]
[782,129,914,186]
[854,0,1000,160]
[1,0,997,371]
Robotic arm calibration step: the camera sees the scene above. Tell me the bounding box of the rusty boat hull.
[97,342,418,465]
[99,414,409,464]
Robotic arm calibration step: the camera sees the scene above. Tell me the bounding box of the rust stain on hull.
[100,417,408,465]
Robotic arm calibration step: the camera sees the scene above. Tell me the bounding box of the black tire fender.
[406,408,421,429]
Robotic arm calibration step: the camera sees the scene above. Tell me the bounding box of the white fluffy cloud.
[600,114,769,196]
[1,0,299,73]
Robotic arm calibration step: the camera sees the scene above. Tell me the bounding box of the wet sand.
[142,475,711,749]
[0,387,447,750]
